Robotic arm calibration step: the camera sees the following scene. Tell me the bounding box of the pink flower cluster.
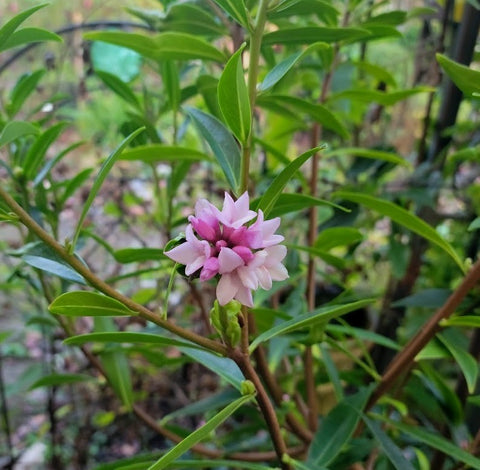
[165,192,288,307]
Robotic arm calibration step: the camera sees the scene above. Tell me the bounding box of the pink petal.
[216,273,238,305]
[185,256,206,276]
[218,247,244,274]
[234,284,253,307]
[200,256,219,281]
[256,266,272,290]
[237,265,259,290]
[264,245,287,266]
[165,242,199,265]
[268,263,289,281]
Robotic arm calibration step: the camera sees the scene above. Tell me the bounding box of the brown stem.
[0,186,227,357]
[367,258,480,410]
[232,348,292,470]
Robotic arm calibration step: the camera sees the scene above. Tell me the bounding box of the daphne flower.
[164,192,288,307]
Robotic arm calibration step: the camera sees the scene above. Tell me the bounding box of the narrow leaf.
[257,146,325,217]
[442,316,480,328]
[267,193,349,218]
[64,332,201,350]
[258,95,349,138]
[147,394,254,470]
[186,107,240,191]
[211,0,250,27]
[325,147,412,169]
[249,299,374,352]
[113,248,166,264]
[23,122,68,179]
[120,144,211,164]
[263,27,370,45]
[334,192,464,271]
[30,373,93,390]
[0,121,39,147]
[437,53,480,98]
[438,333,478,394]
[180,347,244,390]
[308,387,372,465]
[363,415,415,470]
[0,27,61,52]
[0,3,48,48]
[259,42,330,92]
[8,69,45,118]
[289,244,346,270]
[49,291,136,317]
[96,70,141,109]
[71,127,145,250]
[377,415,480,469]
[23,254,86,284]
[315,227,363,251]
[84,31,225,62]
[218,44,251,143]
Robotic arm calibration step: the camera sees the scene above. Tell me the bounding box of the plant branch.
[241,0,269,193]
[232,348,292,470]
[0,186,227,356]
[367,257,480,409]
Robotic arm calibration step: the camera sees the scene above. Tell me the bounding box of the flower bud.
[210,299,241,347]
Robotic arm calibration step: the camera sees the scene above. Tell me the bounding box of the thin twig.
[0,186,227,357]
[367,258,480,410]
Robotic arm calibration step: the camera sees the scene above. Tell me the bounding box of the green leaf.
[333,192,464,271]
[159,4,226,36]
[0,27,61,52]
[376,415,480,469]
[180,347,244,390]
[438,333,478,394]
[34,141,85,187]
[11,241,86,284]
[29,373,93,390]
[442,315,480,328]
[392,288,452,309]
[315,227,363,251]
[437,53,480,99]
[330,87,433,106]
[258,95,349,138]
[23,122,69,179]
[257,146,325,217]
[71,127,145,250]
[161,389,240,423]
[0,3,48,50]
[95,317,134,410]
[120,144,211,164]
[308,387,372,465]
[95,457,277,470]
[469,218,480,232]
[113,248,166,264]
[326,324,400,351]
[289,244,346,270]
[49,291,136,317]
[359,24,402,41]
[218,44,251,143]
[362,415,415,470]
[262,27,370,45]
[84,31,225,62]
[96,70,141,109]
[353,61,396,87]
[0,121,39,147]
[7,69,45,118]
[59,168,93,205]
[269,0,339,24]
[147,393,254,470]
[186,107,240,192]
[267,193,349,218]
[64,332,200,350]
[210,0,250,27]
[161,60,180,112]
[249,299,374,352]
[259,42,330,92]
[325,147,412,169]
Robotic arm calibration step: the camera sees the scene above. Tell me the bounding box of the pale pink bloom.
[164,225,211,276]
[164,192,288,307]
[217,192,256,228]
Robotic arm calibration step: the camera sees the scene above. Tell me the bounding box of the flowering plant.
[165,192,288,307]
